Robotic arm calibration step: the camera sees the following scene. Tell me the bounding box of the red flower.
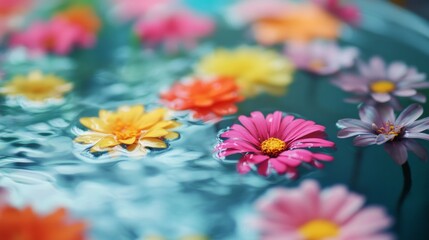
[161,76,244,121]
[0,205,87,240]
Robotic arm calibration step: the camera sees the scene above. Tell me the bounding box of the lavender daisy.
[332,57,429,108]
[337,103,429,165]
[286,41,358,75]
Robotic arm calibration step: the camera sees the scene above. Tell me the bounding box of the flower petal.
[403,132,429,140]
[393,89,417,97]
[338,128,371,138]
[353,135,377,146]
[140,138,167,149]
[395,104,423,127]
[371,93,391,103]
[384,142,408,165]
[387,62,407,80]
[74,134,104,144]
[95,136,119,149]
[403,139,428,161]
[407,117,429,132]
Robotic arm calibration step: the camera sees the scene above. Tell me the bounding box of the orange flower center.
[299,219,339,240]
[111,119,140,141]
[260,137,286,157]
[308,59,326,71]
[370,80,395,94]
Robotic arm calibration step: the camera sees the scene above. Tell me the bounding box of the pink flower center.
[299,219,339,240]
[376,121,402,139]
[260,137,286,157]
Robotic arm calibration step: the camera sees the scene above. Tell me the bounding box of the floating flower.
[196,47,294,97]
[253,180,393,240]
[0,0,32,41]
[312,0,361,24]
[228,0,290,25]
[230,1,341,44]
[0,71,72,103]
[161,76,244,121]
[112,0,173,21]
[337,104,429,165]
[332,57,429,108]
[55,5,101,36]
[0,0,31,17]
[134,8,215,53]
[286,41,358,75]
[0,205,86,240]
[75,105,180,154]
[10,5,100,55]
[214,111,335,178]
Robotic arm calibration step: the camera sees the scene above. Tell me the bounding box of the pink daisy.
[214,111,335,178]
[253,180,394,240]
[112,0,173,21]
[9,18,95,55]
[134,8,215,53]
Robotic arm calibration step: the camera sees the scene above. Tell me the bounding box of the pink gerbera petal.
[214,111,335,178]
[253,180,393,239]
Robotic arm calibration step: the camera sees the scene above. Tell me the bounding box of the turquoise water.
[1,0,429,239]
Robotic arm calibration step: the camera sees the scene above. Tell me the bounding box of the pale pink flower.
[112,0,173,21]
[228,0,290,25]
[214,111,335,178]
[134,9,215,53]
[254,180,394,240]
[286,41,358,75]
[331,57,429,109]
[10,18,95,55]
[313,0,361,24]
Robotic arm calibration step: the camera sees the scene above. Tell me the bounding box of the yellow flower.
[195,47,294,97]
[75,105,180,154]
[0,71,73,102]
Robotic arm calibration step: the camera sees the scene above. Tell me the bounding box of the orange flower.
[252,3,341,44]
[0,206,86,240]
[55,5,101,34]
[161,76,244,121]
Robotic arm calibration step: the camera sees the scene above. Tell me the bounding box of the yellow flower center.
[111,119,140,141]
[370,80,395,94]
[299,219,340,240]
[377,122,401,139]
[260,137,286,157]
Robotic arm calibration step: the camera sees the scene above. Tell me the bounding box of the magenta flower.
[337,104,429,165]
[331,57,429,109]
[285,41,358,75]
[134,9,215,53]
[313,0,361,24]
[9,18,95,55]
[214,111,335,178]
[253,180,393,240]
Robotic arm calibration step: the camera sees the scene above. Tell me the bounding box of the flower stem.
[350,148,364,189]
[396,161,412,217]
